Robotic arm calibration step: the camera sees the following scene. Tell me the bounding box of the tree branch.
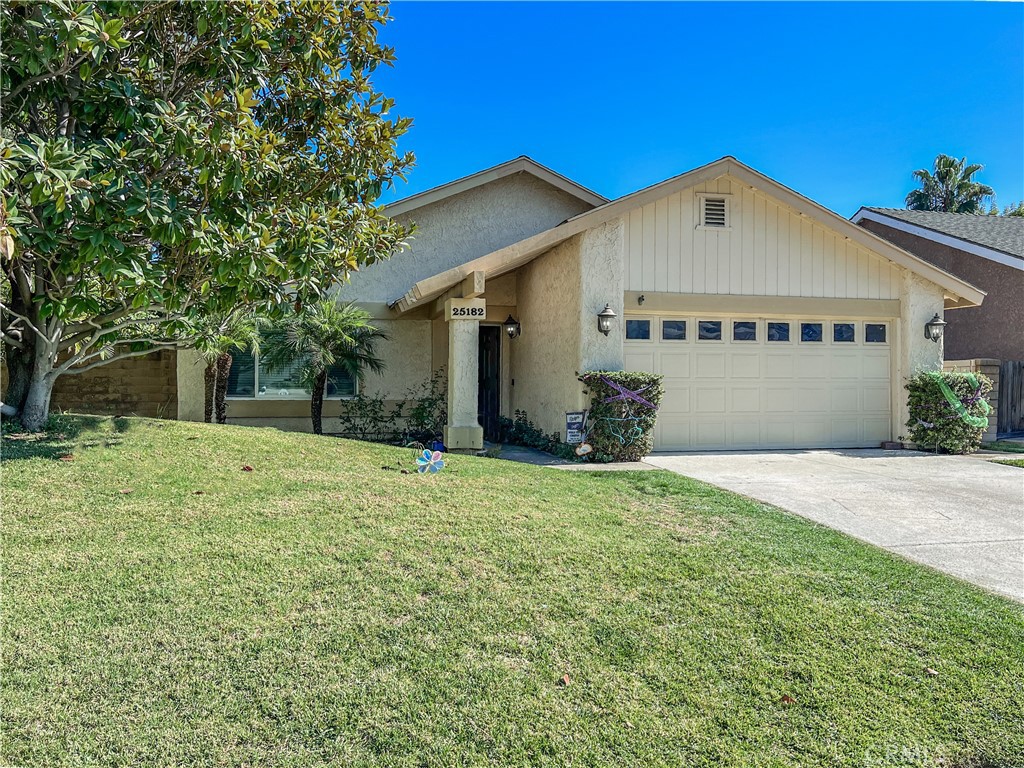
[60,340,180,375]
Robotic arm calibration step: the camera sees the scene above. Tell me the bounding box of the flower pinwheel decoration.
[416,449,445,474]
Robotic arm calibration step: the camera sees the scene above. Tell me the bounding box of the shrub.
[402,370,447,444]
[580,371,663,462]
[906,371,992,454]
[334,390,402,443]
[496,410,580,462]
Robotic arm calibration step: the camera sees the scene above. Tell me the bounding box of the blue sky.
[374,2,1023,217]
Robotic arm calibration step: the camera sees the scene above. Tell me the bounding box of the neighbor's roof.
[383,156,607,217]
[391,156,986,313]
[852,207,1024,263]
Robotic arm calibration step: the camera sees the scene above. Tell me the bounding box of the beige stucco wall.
[512,235,585,437]
[894,270,945,438]
[337,173,594,305]
[579,219,626,372]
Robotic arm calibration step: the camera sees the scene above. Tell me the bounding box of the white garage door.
[624,315,893,451]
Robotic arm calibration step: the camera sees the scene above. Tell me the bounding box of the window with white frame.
[698,194,730,228]
[227,349,356,399]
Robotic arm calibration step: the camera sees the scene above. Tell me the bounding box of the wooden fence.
[998,360,1024,435]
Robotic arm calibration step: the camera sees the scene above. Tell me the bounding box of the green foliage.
[905,154,995,213]
[334,390,403,444]
[0,1,412,425]
[261,302,388,392]
[580,371,663,462]
[906,371,992,454]
[402,369,447,443]
[335,371,447,446]
[1001,201,1024,217]
[497,409,579,461]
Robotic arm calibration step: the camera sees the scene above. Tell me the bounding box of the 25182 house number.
[446,298,486,321]
[451,306,485,317]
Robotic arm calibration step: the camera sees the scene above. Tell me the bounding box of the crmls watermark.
[861,741,949,768]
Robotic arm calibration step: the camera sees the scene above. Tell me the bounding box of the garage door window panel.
[733,321,757,342]
[833,323,856,343]
[698,321,723,341]
[767,322,791,342]
[662,320,687,341]
[865,323,888,344]
[626,319,651,340]
[800,322,824,343]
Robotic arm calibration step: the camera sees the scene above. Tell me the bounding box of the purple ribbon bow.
[600,376,658,411]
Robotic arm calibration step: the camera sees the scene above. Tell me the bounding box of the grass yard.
[3,416,1023,767]
[982,441,1024,454]
[992,458,1024,469]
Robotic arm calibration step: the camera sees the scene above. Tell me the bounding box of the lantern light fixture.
[502,314,521,340]
[597,304,617,336]
[924,313,946,343]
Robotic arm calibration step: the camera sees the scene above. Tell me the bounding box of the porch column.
[443,301,484,451]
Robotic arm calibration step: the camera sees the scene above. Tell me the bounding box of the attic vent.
[701,196,728,227]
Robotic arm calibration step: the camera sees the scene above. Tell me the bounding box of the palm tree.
[192,310,265,423]
[906,154,995,214]
[261,301,388,435]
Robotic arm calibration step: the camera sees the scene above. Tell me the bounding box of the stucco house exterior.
[52,156,988,452]
[851,207,1023,362]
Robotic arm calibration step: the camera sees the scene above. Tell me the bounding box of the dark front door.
[478,326,501,441]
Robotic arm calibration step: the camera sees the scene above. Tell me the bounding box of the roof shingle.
[862,208,1024,260]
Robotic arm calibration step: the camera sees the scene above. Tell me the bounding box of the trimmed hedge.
[906,370,992,454]
[580,371,664,462]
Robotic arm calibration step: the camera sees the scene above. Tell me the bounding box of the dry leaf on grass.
[241,465,253,472]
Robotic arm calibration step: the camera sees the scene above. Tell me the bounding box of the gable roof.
[852,207,1024,269]
[391,157,985,313]
[383,156,607,217]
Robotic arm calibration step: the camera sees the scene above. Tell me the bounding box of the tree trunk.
[215,353,232,424]
[311,369,327,435]
[203,363,216,423]
[17,335,60,432]
[2,341,33,416]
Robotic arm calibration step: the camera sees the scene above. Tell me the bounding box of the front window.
[698,321,722,341]
[227,349,356,398]
[800,323,823,342]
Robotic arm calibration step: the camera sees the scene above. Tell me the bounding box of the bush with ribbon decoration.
[906,370,992,454]
[579,371,664,462]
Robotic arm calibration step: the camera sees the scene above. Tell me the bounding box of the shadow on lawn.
[0,414,134,462]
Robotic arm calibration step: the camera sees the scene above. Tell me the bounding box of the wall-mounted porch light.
[924,313,946,343]
[597,304,617,336]
[502,314,521,340]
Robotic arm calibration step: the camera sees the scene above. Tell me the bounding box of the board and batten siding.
[624,175,902,300]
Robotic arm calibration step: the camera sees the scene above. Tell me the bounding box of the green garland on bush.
[906,370,992,454]
[579,371,664,462]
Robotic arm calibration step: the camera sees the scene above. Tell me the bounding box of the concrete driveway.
[643,450,1024,602]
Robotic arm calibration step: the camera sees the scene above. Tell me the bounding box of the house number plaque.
[446,298,486,321]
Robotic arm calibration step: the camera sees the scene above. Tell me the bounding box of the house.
[51,156,988,452]
[851,208,1023,361]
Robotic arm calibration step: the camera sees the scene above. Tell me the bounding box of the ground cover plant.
[3,417,1023,767]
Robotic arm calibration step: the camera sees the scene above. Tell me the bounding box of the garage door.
[623,315,893,451]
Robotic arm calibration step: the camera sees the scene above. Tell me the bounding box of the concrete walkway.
[644,450,1024,602]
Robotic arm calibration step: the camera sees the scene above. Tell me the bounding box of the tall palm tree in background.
[262,301,388,435]
[192,310,266,423]
[906,154,995,214]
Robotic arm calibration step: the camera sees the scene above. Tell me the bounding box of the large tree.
[1,1,412,430]
[905,154,995,214]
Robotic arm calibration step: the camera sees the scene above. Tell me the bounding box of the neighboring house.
[44,156,986,452]
[852,208,1024,361]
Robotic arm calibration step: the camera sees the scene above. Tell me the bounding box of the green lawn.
[993,458,1024,469]
[982,441,1024,454]
[3,416,1023,767]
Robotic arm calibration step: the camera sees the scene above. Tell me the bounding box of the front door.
[478,325,501,441]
